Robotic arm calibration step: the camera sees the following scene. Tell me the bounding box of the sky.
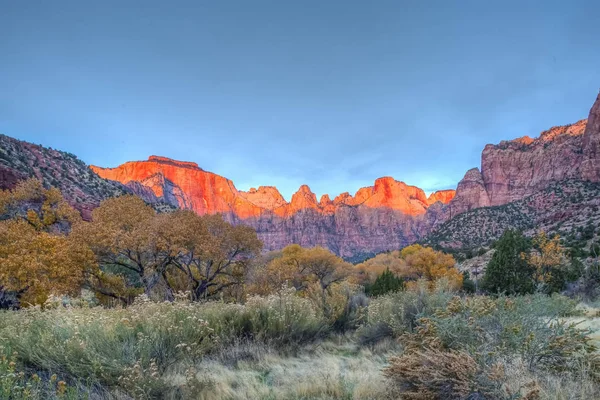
[1,1,600,200]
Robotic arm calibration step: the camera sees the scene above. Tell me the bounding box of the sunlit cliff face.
[91,159,455,219]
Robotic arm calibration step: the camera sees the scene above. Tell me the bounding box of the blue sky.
[1,1,599,200]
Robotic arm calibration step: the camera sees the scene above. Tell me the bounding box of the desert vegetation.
[1,180,599,399]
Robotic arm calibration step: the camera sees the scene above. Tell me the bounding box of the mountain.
[2,93,599,259]
[90,159,455,258]
[443,93,600,216]
[91,160,454,219]
[424,93,600,250]
[0,135,176,219]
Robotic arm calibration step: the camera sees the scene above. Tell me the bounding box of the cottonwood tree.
[353,251,409,287]
[400,244,463,289]
[0,180,86,308]
[264,245,352,314]
[72,195,177,303]
[167,212,263,301]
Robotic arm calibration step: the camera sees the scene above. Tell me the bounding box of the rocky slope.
[425,180,600,250]
[0,134,133,219]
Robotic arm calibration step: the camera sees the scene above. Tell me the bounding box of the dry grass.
[162,338,397,400]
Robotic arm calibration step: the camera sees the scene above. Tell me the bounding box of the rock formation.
[441,93,600,218]
[90,156,455,257]
[427,189,456,205]
[3,92,600,258]
[582,93,600,181]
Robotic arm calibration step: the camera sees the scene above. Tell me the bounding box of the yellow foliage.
[401,244,463,289]
[0,179,81,231]
[528,231,567,284]
[253,245,353,314]
[353,251,409,285]
[0,219,86,305]
[72,197,262,303]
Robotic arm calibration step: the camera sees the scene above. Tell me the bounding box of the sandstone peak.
[288,184,318,213]
[374,176,399,188]
[333,192,351,205]
[147,156,201,170]
[320,194,332,205]
[491,119,588,151]
[463,167,485,182]
[427,189,456,205]
[238,186,286,211]
[298,184,314,194]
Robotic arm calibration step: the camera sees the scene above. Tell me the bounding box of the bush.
[365,268,405,297]
[409,294,597,378]
[0,288,328,397]
[384,347,490,399]
[358,280,454,345]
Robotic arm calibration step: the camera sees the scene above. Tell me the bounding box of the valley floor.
[1,293,599,400]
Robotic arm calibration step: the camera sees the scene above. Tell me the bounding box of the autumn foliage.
[354,244,462,291]
[0,180,85,307]
[0,179,463,308]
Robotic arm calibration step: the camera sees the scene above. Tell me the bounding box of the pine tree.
[482,230,534,295]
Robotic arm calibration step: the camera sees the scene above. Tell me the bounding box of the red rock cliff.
[439,93,600,224]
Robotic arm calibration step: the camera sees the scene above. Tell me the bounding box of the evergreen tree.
[366,268,404,297]
[482,230,535,295]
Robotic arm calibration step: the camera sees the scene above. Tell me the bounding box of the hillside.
[425,179,600,251]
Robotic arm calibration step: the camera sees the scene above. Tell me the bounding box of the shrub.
[0,346,82,399]
[0,288,328,397]
[358,280,454,345]
[384,347,490,400]
[410,294,598,378]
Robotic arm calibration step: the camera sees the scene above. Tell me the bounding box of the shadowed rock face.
[480,119,588,206]
[582,94,600,181]
[441,93,600,220]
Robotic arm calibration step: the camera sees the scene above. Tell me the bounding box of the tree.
[168,213,262,301]
[262,245,352,314]
[528,231,568,294]
[482,230,534,295]
[0,219,85,307]
[71,196,173,303]
[0,180,86,308]
[354,251,409,287]
[400,244,463,289]
[366,268,404,297]
[0,178,81,231]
